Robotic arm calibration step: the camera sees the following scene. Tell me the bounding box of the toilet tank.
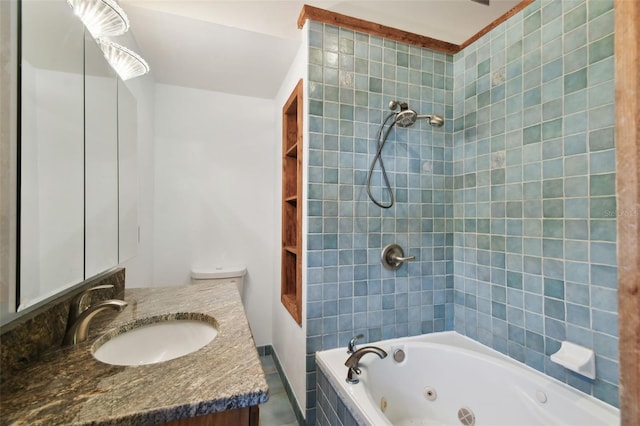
[190,267,247,296]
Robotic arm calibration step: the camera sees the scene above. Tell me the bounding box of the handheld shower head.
[389,100,418,128]
[395,109,418,127]
[388,101,445,128]
[368,101,445,209]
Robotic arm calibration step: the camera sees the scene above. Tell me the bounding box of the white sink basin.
[92,315,218,366]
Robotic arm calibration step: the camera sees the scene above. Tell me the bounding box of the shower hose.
[366,112,398,209]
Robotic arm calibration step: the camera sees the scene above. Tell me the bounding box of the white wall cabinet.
[19,0,85,308]
[18,0,137,312]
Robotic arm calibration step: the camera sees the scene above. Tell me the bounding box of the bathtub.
[315,332,619,426]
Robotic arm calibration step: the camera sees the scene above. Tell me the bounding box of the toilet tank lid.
[191,267,247,279]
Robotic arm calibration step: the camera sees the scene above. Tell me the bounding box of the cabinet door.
[117,80,138,262]
[84,33,118,278]
[19,0,84,309]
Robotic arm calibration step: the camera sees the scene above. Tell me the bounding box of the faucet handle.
[69,284,115,320]
[347,334,364,354]
[381,244,415,270]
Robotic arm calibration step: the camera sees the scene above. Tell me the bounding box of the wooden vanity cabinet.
[160,405,258,426]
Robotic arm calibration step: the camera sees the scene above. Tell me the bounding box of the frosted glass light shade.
[97,39,150,81]
[67,0,129,37]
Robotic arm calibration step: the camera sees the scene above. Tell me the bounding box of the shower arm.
[415,114,442,122]
[415,114,435,120]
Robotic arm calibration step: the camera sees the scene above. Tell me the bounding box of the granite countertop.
[0,283,269,425]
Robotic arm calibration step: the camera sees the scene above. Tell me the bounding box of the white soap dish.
[550,341,596,379]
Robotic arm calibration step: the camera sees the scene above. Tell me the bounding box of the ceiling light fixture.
[67,0,130,37]
[97,39,150,80]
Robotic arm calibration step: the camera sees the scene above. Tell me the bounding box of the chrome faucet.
[344,346,388,384]
[347,334,364,354]
[63,299,127,346]
[68,284,116,322]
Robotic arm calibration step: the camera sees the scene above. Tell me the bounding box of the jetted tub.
[315,332,619,425]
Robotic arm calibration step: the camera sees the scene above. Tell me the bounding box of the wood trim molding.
[458,0,535,50]
[298,1,534,55]
[297,4,459,54]
[615,0,640,423]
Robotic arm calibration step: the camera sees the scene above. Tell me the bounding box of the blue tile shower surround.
[303,0,617,423]
[451,0,617,408]
[305,20,454,424]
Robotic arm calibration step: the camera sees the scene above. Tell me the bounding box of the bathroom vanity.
[0,281,268,425]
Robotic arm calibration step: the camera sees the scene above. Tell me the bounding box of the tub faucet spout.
[347,334,364,354]
[344,346,387,384]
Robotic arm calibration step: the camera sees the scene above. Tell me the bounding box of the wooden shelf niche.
[281,79,303,325]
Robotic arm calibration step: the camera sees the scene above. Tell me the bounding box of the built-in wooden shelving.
[284,195,297,205]
[281,79,303,325]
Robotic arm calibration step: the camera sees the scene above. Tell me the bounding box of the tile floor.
[259,355,301,426]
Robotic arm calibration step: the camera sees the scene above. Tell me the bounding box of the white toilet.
[190,267,247,299]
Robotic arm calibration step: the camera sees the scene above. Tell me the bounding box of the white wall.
[118,32,156,289]
[151,84,276,346]
[271,27,308,415]
[118,25,306,410]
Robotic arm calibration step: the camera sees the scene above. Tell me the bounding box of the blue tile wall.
[304,0,618,422]
[305,21,454,423]
[452,0,618,407]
